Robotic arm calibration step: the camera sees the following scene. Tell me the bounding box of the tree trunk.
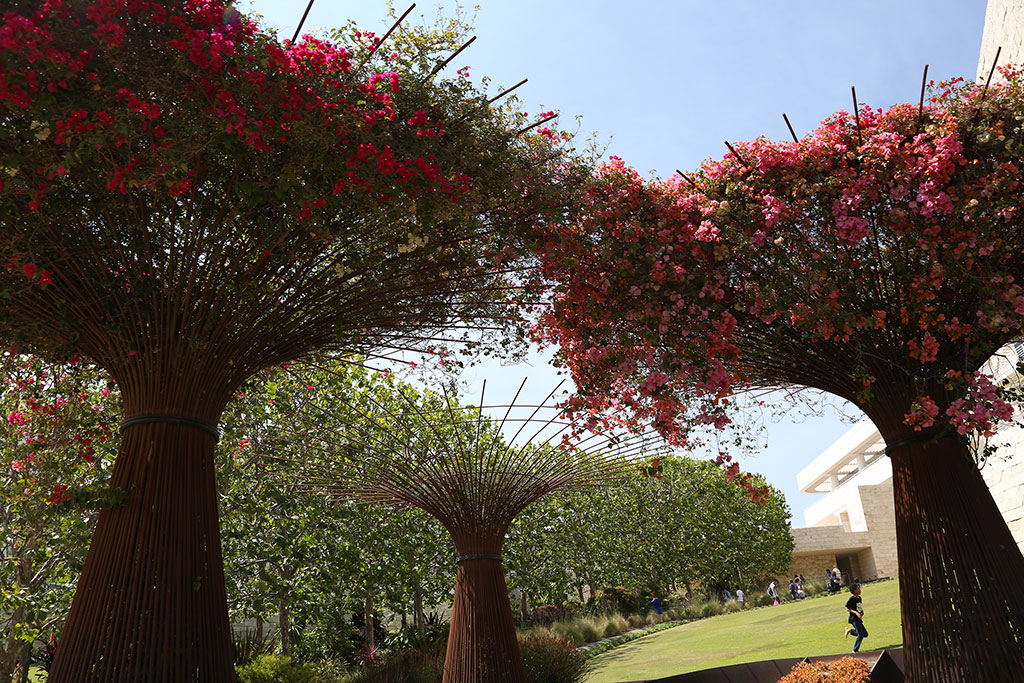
[444,552,524,683]
[410,549,425,630]
[888,433,1024,681]
[279,600,290,656]
[363,594,374,654]
[49,420,233,683]
[414,584,425,630]
[14,646,29,683]
[0,607,25,683]
[520,590,529,623]
[279,568,292,658]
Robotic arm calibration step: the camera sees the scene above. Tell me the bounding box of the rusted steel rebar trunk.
[322,380,645,683]
[444,545,524,683]
[888,433,1024,682]
[49,419,233,682]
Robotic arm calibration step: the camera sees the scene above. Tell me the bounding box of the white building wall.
[979,0,1024,81]
[803,453,892,530]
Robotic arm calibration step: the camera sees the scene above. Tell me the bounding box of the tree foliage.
[0,355,119,682]
[218,363,453,662]
[505,454,792,603]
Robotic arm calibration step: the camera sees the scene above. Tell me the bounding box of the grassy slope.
[586,579,903,683]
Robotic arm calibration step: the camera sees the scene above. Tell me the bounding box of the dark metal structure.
[290,378,666,683]
[0,1,582,679]
[534,57,1024,680]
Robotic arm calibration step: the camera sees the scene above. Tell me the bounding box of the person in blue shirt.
[650,592,662,615]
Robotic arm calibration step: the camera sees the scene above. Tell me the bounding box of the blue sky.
[246,1,989,523]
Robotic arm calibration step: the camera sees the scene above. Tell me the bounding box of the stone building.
[979,0,1024,82]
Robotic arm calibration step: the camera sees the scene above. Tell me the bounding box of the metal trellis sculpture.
[0,2,586,679]
[532,62,1024,680]
[290,378,667,683]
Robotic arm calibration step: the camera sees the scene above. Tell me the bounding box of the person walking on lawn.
[844,583,868,652]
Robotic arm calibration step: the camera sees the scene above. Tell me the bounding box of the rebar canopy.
[281,376,669,683]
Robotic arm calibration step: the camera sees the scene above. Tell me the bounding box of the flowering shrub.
[594,586,639,615]
[0,353,120,680]
[530,604,578,625]
[778,656,871,683]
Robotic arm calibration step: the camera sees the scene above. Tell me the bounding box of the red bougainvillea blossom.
[0,2,587,680]
[535,69,1024,455]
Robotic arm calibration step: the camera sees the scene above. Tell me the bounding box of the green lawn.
[586,580,903,683]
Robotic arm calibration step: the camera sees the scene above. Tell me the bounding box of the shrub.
[700,601,723,619]
[310,660,350,683]
[346,640,446,683]
[520,633,590,683]
[236,654,316,683]
[603,614,629,637]
[550,620,586,645]
[805,581,826,597]
[594,586,639,614]
[627,614,645,628]
[724,600,744,613]
[384,624,449,653]
[291,621,357,665]
[344,634,589,683]
[778,656,871,683]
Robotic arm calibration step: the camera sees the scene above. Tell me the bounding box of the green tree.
[506,455,792,605]
[218,363,453,661]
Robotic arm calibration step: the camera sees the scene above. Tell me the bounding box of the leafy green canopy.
[0,0,588,417]
[506,454,792,602]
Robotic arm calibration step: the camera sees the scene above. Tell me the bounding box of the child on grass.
[844,583,868,652]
